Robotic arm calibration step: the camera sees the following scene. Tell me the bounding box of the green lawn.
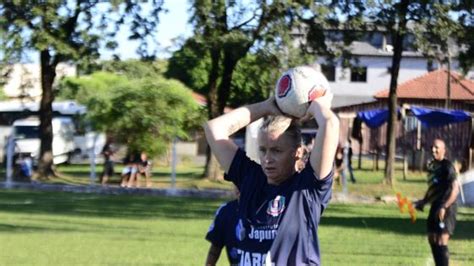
[0,190,472,265]
[0,157,434,199]
[4,158,431,198]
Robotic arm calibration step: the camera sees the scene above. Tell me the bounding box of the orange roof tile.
[191,91,207,106]
[191,91,233,112]
[374,69,474,100]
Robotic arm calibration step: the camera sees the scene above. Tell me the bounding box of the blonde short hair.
[259,116,302,148]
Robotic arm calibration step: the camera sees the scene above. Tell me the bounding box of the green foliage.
[58,72,203,157]
[413,2,466,66]
[107,77,203,155]
[167,42,282,107]
[165,38,210,94]
[228,53,279,107]
[97,59,169,79]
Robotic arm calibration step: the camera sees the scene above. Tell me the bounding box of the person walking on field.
[415,138,460,266]
[203,91,339,265]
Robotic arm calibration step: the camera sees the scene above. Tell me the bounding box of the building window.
[351,67,367,82]
[321,64,336,81]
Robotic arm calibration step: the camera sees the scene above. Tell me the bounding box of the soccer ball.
[275,65,330,118]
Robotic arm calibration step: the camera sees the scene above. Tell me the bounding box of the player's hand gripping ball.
[275,65,331,118]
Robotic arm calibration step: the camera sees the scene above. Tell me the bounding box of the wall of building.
[3,63,76,100]
[320,56,439,97]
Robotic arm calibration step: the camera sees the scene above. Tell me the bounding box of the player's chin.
[264,171,279,182]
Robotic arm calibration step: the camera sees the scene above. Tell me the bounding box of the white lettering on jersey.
[248,226,277,242]
[238,250,270,266]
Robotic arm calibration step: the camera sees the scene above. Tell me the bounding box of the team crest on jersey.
[267,195,286,217]
[277,75,291,98]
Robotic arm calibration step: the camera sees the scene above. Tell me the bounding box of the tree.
[166,39,281,108]
[414,2,466,109]
[189,0,325,180]
[361,1,471,185]
[58,71,203,157]
[0,1,164,178]
[380,0,410,186]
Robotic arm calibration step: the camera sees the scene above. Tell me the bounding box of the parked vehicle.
[71,132,107,163]
[11,116,75,165]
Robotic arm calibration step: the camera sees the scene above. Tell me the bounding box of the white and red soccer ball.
[275,65,331,118]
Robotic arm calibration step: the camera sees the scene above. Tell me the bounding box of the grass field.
[51,159,431,200]
[0,190,472,265]
[0,158,472,265]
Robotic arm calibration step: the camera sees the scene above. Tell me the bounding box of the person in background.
[347,139,356,183]
[205,187,240,265]
[120,153,138,188]
[136,152,152,188]
[100,139,115,185]
[415,138,460,266]
[333,144,344,187]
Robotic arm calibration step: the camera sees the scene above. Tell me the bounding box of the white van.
[12,117,75,164]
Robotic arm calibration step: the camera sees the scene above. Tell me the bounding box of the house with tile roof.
[299,28,474,109]
[334,69,474,171]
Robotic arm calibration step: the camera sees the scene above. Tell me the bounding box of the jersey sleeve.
[446,161,457,183]
[300,161,334,210]
[225,148,262,191]
[205,203,227,248]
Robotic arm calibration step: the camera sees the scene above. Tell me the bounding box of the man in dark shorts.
[415,139,460,266]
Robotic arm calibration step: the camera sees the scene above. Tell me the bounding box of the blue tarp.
[357,106,471,128]
[411,106,471,127]
[357,108,391,128]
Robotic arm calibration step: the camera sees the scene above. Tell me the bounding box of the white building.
[294,30,474,108]
[2,63,76,100]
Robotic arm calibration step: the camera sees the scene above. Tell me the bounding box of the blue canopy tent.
[410,106,471,127]
[355,106,472,173]
[357,106,471,128]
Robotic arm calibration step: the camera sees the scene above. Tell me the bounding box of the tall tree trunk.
[203,48,223,180]
[384,0,409,186]
[203,48,245,180]
[37,50,57,179]
[216,49,241,113]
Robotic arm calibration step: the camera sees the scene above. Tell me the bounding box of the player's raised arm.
[307,92,339,180]
[203,97,281,173]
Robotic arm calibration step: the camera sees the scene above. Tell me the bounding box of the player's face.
[432,140,446,161]
[258,131,298,185]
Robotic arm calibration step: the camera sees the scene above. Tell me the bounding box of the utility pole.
[445,48,451,109]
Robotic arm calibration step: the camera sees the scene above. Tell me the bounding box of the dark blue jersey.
[206,200,241,265]
[226,149,333,266]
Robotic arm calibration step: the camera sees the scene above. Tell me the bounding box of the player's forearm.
[309,104,339,179]
[205,244,222,266]
[204,100,272,141]
[443,180,460,208]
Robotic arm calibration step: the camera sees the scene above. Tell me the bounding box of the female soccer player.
[203,92,339,265]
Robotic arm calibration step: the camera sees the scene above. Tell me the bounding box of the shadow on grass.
[0,190,222,221]
[1,190,472,240]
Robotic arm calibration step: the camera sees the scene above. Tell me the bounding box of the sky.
[101,1,192,60]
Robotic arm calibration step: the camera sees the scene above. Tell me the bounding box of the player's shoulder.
[215,200,238,216]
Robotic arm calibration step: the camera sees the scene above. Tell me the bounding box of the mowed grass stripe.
[0,190,472,265]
